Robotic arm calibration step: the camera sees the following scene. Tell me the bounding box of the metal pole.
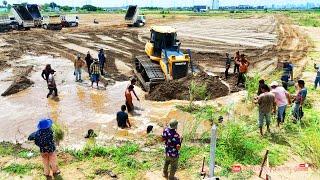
[209,125,217,177]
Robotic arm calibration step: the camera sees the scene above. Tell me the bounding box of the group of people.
[225,51,250,87]
[256,79,307,136]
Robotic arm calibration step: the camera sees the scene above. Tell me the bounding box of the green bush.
[216,122,267,170]
[2,163,35,175]
[52,123,65,145]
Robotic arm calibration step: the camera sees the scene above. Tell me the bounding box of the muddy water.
[0,55,246,148]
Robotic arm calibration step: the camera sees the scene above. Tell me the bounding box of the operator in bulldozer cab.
[146,26,190,80]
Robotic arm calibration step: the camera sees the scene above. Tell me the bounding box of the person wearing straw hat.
[162,119,181,180]
[34,118,60,179]
[270,81,291,126]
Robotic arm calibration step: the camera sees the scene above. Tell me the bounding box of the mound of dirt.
[146,72,229,101]
[1,76,34,96]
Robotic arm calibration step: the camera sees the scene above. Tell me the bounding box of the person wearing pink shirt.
[270,81,291,126]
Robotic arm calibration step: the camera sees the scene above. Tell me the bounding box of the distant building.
[193,5,209,12]
[212,0,219,10]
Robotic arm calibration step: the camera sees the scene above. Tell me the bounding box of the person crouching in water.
[90,59,100,88]
[125,85,139,112]
[47,70,58,98]
[116,105,131,129]
[34,119,60,179]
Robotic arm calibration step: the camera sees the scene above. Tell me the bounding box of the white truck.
[0,15,12,32]
[26,4,42,27]
[11,4,34,30]
[60,15,79,27]
[41,15,62,30]
[125,5,146,27]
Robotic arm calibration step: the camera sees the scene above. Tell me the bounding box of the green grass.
[2,163,36,175]
[67,142,143,178]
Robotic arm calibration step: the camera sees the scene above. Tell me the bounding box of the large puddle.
[0,55,245,149]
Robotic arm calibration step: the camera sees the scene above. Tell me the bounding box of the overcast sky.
[5,0,320,7]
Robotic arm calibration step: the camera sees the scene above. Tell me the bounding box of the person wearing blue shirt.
[98,49,106,75]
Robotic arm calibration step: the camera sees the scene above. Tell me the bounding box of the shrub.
[2,163,35,175]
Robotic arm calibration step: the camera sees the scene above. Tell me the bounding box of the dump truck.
[0,15,12,32]
[26,4,42,27]
[125,5,145,27]
[41,15,62,30]
[11,4,34,30]
[135,26,191,91]
[61,15,79,27]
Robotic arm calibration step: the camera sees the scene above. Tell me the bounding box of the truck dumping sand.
[146,72,229,101]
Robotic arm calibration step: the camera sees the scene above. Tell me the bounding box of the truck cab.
[61,15,79,27]
[42,15,62,30]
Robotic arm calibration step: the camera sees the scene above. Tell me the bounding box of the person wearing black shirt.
[116,105,131,129]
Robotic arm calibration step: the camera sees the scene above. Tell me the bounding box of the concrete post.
[209,125,217,177]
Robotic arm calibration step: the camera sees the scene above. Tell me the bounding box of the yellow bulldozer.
[135,26,191,91]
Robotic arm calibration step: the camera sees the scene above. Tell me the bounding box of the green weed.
[2,163,35,175]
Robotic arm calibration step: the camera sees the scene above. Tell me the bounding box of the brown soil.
[146,72,229,101]
[1,66,34,96]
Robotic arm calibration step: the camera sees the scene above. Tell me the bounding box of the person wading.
[98,49,106,76]
[47,70,58,98]
[74,54,85,82]
[293,80,307,122]
[125,85,139,112]
[116,105,131,129]
[162,119,181,180]
[225,53,231,79]
[256,84,275,136]
[90,59,100,88]
[234,51,240,74]
[34,119,60,180]
[41,64,55,82]
[85,51,93,76]
[270,81,291,127]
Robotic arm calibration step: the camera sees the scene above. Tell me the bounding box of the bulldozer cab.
[150,27,178,57]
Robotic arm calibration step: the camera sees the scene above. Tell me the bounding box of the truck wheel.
[25,27,30,31]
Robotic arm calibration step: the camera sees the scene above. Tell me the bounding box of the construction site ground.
[0,13,317,179]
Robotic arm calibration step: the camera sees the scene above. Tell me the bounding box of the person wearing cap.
[225,53,231,79]
[90,59,100,88]
[236,54,250,87]
[270,81,291,126]
[98,49,106,75]
[41,64,55,83]
[256,84,276,136]
[47,70,58,98]
[74,54,85,82]
[314,63,320,89]
[34,119,60,179]
[116,105,131,129]
[85,51,93,76]
[293,80,307,122]
[162,119,181,180]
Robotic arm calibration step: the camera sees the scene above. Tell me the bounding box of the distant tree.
[49,2,59,9]
[81,4,97,11]
[2,0,7,7]
[61,5,72,11]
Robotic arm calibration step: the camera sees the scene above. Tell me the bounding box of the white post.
[209,125,217,178]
